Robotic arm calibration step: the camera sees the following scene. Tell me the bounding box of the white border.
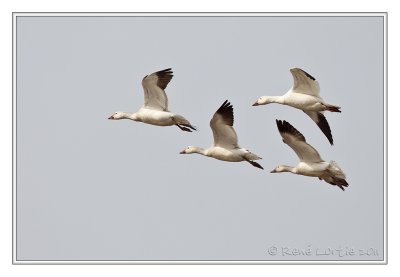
[12,12,388,265]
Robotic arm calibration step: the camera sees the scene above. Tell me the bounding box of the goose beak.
[179,149,186,154]
[108,115,114,120]
[270,169,277,173]
[252,101,259,106]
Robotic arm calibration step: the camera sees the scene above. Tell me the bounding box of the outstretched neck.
[280,165,296,173]
[268,95,285,104]
[193,147,207,156]
[121,112,139,121]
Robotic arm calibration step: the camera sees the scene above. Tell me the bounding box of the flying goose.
[108,68,196,132]
[271,120,348,191]
[180,100,263,170]
[253,68,340,145]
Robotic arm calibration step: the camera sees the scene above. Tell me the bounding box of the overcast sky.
[16,15,384,261]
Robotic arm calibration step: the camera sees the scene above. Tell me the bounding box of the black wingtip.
[276,119,292,135]
[152,68,174,90]
[248,160,264,170]
[315,112,334,145]
[298,68,316,80]
[275,119,292,133]
[217,100,233,112]
[276,119,283,132]
[216,100,234,126]
[157,68,173,76]
[275,119,306,142]
[254,162,264,170]
[220,99,230,108]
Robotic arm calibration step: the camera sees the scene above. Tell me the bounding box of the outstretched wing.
[141,68,173,111]
[303,111,334,145]
[290,68,321,97]
[210,100,239,149]
[276,120,323,163]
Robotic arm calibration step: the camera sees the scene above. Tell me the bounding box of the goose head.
[253,96,271,106]
[108,112,129,120]
[179,146,197,154]
[270,165,285,173]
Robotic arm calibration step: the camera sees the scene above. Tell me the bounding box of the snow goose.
[180,100,263,170]
[253,68,340,145]
[108,68,196,132]
[271,120,348,191]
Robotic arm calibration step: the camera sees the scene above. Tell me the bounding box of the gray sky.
[16,16,384,261]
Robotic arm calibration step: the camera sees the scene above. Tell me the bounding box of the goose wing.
[276,120,323,162]
[289,68,321,97]
[303,111,334,145]
[210,100,239,149]
[141,68,173,111]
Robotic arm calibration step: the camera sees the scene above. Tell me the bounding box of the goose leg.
[180,123,197,131]
[176,124,192,132]
[323,103,342,113]
[171,115,197,132]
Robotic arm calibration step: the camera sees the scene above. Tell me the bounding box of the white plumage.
[180,100,263,170]
[108,68,196,132]
[271,120,348,191]
[253,68,341,145]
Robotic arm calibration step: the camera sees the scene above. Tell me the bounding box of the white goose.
[180,100,263,170]
[253,68,340,145]
[108,68,196,132]
[271,120,348,191]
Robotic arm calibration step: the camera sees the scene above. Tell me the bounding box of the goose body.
[272,120,348,191]
[253,68,340,145]
[205,146,261,162]
[281,93,327,111]
[108,68,196,132]
[180,100,263,170]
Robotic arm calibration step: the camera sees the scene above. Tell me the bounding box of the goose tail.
[329,176,349,191]
[324,103,341,113]
[173,115,197,131]
[327,161,348,191]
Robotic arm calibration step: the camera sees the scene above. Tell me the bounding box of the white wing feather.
[141,68,173,111]
[210,100,239,149]
[290,68,321,98]
[276,120,322,163]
